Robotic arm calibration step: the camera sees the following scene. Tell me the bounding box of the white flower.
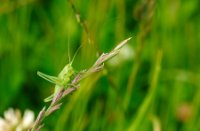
[0,108,35,131]
[0,118,10,131]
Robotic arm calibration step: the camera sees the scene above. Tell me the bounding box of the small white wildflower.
[19,110,35,129]
[4,108,20,126]
[0,118,10,131]
[0,108,35,131]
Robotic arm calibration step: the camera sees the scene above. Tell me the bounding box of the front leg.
[37,71,62,85]
[65,83,80,89]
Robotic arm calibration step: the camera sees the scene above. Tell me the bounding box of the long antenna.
[70,45,82,65]
[67,32,71,63]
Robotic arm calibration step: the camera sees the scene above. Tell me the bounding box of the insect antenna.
[70,45,82,65]
[67,32,71,63]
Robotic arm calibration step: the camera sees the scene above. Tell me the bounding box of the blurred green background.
[0,0,200,130]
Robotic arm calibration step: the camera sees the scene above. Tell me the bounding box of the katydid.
[37,37,131,102]
[37,48,79,102]
[37,63,75,102]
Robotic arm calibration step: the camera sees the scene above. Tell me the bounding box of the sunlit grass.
[0,0,200,131]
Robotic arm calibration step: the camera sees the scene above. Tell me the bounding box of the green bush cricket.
[37,37,132,102]
[37,47,80,102]
[37,64,75,102]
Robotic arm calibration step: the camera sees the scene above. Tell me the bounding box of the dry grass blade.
[31,107,46,131]
[30,37,131,131]
[46,103,63,116]
[93,37,132,67]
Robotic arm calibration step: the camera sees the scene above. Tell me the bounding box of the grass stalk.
[127,49,162,131]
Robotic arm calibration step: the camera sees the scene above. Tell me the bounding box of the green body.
[37,63,74,102]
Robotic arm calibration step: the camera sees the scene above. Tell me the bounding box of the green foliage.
[0,0,200,131]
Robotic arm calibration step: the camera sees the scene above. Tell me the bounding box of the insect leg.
[66,83,79,89]
[37,71,62,85]
[44,94,54,102]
